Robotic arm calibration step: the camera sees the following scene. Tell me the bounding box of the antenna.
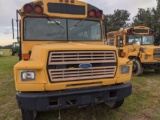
[12,19,14,39]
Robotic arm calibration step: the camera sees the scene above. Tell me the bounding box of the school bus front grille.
[47,51,117,82]
[153,48,160,60]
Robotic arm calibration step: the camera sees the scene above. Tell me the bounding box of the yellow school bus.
[107,26,160,76]
[13,0,132,119]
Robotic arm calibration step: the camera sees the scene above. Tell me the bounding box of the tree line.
[105,0,160,44]
[1,1,160,47]
[0,45,12,49]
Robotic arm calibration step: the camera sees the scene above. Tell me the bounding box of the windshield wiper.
[69,18,85,31]
[47,18,66,29]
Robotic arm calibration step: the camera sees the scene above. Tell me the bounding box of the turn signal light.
[149,31,153,34]
[88,9,103,18]
[149,30,154,35]
[22,54,30,60]
[127,29,134,34]
[120,52,126,57]
[34,5,43,14]
[24,4,33,13]
[89,9,96,17]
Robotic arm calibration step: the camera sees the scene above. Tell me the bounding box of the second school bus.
[107,26,160,76]
[13,0,132,119]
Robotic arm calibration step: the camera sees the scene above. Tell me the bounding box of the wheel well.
[128,56,141,62]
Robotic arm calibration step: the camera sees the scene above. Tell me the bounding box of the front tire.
[105,99,124,109]
[132,59,143,76]
[21,109,37,120]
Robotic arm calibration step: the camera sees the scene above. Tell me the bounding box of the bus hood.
[141,45,160,49]
[32,42,117,51]
[29,42,119,91]
[141,45,160,51]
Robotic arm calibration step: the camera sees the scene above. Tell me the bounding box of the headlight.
[20,70,36,81]
[120,65,130,74]
[144,54,148,59]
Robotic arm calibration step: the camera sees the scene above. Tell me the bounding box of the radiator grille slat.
[49,60,115,65]
[50,69,115,75]
[48,51,117,82]
[49,75,115,82]
[51,72,114,78]
[154,48,160,60]
[51,57,115,61]
[51,54,114,57]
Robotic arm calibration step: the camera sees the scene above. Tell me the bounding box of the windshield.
[15,43,20,47]
[126,35,154,45]
[24,18,102,41]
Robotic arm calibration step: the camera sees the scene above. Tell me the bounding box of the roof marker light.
[71,0,74,3]
[96,10,103,18]
[34,5,43,14]
[65,0,69,3]
[24,4,33,13]
[89,9,96,17]
[127,28,134,34]
[149,30,154,35]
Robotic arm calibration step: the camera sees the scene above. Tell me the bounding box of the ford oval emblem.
[79,63,92,69]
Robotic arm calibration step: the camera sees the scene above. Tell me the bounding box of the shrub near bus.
[107,26,160,76]
[14,0,132,119]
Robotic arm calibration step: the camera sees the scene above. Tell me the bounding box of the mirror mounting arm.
[104,18,107,40]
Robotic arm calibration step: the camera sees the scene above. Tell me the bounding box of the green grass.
[0,49,20,120]
[0,49,160,120]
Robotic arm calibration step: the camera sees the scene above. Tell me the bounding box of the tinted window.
[126,35,154,45]
[24,18,67,40]
[24,18,102,41]
[68,20,101,40]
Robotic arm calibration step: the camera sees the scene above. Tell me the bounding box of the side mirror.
[103,19,107,38]
[139,47,144,51]
[139,47,147,52]
[119,40,123,47]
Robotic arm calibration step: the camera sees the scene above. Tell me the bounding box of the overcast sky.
[0,0,157,45]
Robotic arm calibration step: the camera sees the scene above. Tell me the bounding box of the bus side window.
[91,24,101,40]
[13,43,16,48]
[117,36,123,47]
[109,38,114,46]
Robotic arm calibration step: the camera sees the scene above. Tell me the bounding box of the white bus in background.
[0,50,3,56]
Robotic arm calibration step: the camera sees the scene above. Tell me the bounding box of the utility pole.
[155,0,160,45]
[157,0,160,8]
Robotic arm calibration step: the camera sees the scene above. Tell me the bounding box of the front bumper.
[16,83,132,111]
[142,62,160,69]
